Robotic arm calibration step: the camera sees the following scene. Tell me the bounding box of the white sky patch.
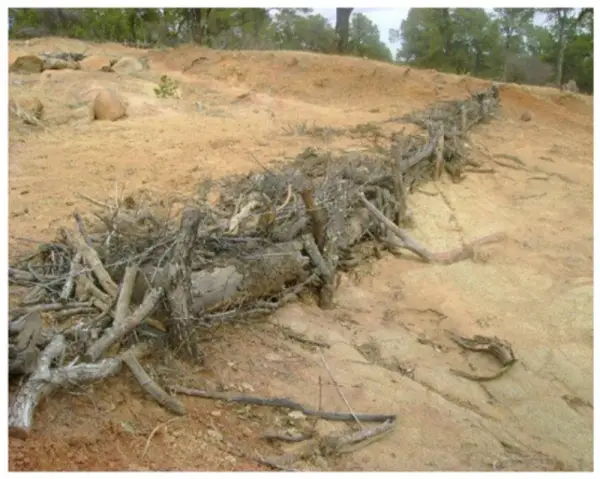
[311,8,409,53]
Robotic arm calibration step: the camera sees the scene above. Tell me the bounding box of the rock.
[92,89,127,121]
[210,410,221,417]
[42,57,81,70]
[9,95,44,124]
[206,429,223,442]
[80,55,113,72]
[111,56,145,75]
[265,352,282,362]
[239,382,255,393]
[10,55,44,74]
[288,410,306,420]
[520,111,532,122]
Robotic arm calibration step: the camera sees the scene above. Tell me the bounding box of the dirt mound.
[8,38,593,472]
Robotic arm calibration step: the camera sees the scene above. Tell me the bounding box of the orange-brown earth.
[8,37,593,471]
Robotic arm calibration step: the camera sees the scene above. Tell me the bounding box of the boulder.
[9,95,44,124]
[42,57,81,70]
[92,89,127,121]
[80,55,114,72]
[10,55,44,74]
[520,111,532,122]
[111,56,144,75]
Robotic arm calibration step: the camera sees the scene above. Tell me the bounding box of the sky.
[312,8,409,54]
[310,8,552,55]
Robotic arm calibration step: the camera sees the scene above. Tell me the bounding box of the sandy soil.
[8,37,593,471]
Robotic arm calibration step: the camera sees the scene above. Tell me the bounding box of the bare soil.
[8,37,593,471]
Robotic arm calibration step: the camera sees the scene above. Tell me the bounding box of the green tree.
[542,8,580,86]
[348,13,392,61]
[452,8,503,76]
[391,8,456,70]
[493,8,535,80]
[270,9,335,52]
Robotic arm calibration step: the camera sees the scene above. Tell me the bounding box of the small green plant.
[154,75,179,98]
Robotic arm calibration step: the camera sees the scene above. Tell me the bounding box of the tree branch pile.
[8,84,506,438]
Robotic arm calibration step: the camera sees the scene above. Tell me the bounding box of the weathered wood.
[391,137,408,225]
[165,208,202,360]
[121,349,187,415]
[300,188,326,253]
[115,265,138,326]
[84,287,163,363]
[435,124,445,181]
[9,335,122,439]
[9,311,43,376]
[62,227,118,297]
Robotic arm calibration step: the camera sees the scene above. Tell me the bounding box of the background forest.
[8,7,594,93]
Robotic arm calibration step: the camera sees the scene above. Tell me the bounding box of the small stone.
[210,410,221,417]
[207,429,223,442]
[288,410,306,420]
[240,382,255,393]
[520,111,532,122]
[242,427,252,437]
[265,352,282,362]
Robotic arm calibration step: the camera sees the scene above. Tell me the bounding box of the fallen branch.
[165,207,202,359]
[360,192,506,264]
[121,348,187,416]
[9,335,122,439]
[114,265,138,325]
[446,330,517,381]
[83,287,163,363]
[62,227,118,297]
[170,387,396,423]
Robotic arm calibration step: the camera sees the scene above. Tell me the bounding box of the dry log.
[391,137,408,225]
[59,252,81,301]
[83,287,163,363]
[434,124,445,181]
[9,335,122,439]
[10,301,92,317]
[115,265,138,325]
[130,239,310,319]
[164,208,202,359]
[121,349,186,415]
[9,311,43,376]
[61,227,118,297]
[300,188,326,253]
[303,234,336,308]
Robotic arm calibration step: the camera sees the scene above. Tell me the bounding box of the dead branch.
[165,207,202,359]
[121,348,187,415]
[446,330,517,381]
[228,199,261,234]
[83,287,163,363]
[434,124,445,180]
[358,192,434,262]
[62,227,118,297]
[115,265,138,325]
[9,311,43,376]
[9,335,122,439]
[10,301,93,317]
[59,252,81,301]
[391,137,408,225]
[300,188,327,253]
